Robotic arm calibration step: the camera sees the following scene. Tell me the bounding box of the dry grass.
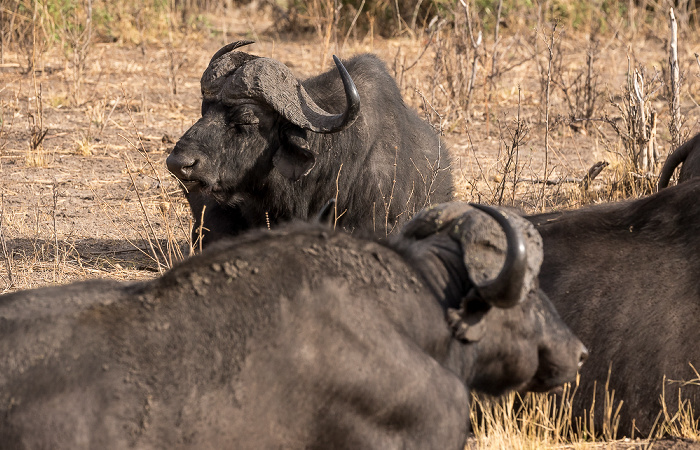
[1,0,700,447]
[470,369,700,449]
[656,365,700,442]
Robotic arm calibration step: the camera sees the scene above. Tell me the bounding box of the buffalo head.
[396,202,588,395]
[166,41,360,204]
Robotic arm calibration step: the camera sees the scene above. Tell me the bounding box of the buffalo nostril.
[181,160,198,176]
[166,153,199,179]
[578,345,589,369]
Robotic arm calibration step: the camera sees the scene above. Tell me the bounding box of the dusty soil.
[3,6,700,292]
[652,438,700,449]
[0,5,698,448]
[3,24,698,290]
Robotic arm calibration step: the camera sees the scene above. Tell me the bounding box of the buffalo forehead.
[399,202,475,239]
[455,209,543,296]
[221,59,335,127]
[200,51,259,98]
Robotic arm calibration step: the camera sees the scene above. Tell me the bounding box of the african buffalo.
[1,203,585,449]
[166,41,452,247]
[658,131,700,189]
[528,179,700,436]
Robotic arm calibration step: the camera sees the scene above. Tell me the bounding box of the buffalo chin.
[182,181,229,200]
[518,374,572,394]
[179,180,201,191]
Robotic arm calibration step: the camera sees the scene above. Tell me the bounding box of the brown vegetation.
[1,0,699,447]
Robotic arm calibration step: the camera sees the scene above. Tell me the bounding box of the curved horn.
[209,40,255,66]
[468,203,528,308]
[222,56,360,134]
[324,55,361,133]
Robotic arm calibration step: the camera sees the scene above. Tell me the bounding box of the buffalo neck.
[387,234,483,384]
[389,234,470,313]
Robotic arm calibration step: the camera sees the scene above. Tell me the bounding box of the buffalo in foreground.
[528,179,700,436]
[166,41,452,247]
[658,131,700,189]
[1,203,585,449]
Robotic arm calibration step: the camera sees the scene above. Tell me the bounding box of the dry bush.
[51,0,94,105]
[6,0,55,72]
[552,31,603,131]
[600,64,663,197]
[109,97,192,272]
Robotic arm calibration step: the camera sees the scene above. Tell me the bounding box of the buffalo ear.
[447,292,491,342]
[274,125,315,181]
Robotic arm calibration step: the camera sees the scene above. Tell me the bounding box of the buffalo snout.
[166,151,200,181]
[527,306,588,393]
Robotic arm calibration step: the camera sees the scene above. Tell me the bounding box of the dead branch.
[0,194,13,291]
[519,161,608,187]
[669,8,681,150]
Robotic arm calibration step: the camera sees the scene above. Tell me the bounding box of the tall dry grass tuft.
[469,373,627,449]
[26,74,49,167]
[470,366,700,448]
[53,0,94,105]
[470,388,577,449]
[115,99,192,272]
[657,365,700,441]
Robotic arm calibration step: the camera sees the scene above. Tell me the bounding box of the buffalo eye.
[231,109,260,125]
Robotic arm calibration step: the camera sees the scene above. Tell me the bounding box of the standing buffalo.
[166,41,452,247]
[658,131,700,189]
[1,203,585,449]
[528,179,700,436]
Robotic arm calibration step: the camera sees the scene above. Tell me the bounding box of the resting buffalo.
[1,203,585,449]
[166,41,452,247]
[658,131,700,189]
[528,179,700,436]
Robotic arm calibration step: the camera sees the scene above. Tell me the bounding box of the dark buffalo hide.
[528,179,700,436]
[658,131,700,189]
[167,41,452,247]
[1,203,584,449]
